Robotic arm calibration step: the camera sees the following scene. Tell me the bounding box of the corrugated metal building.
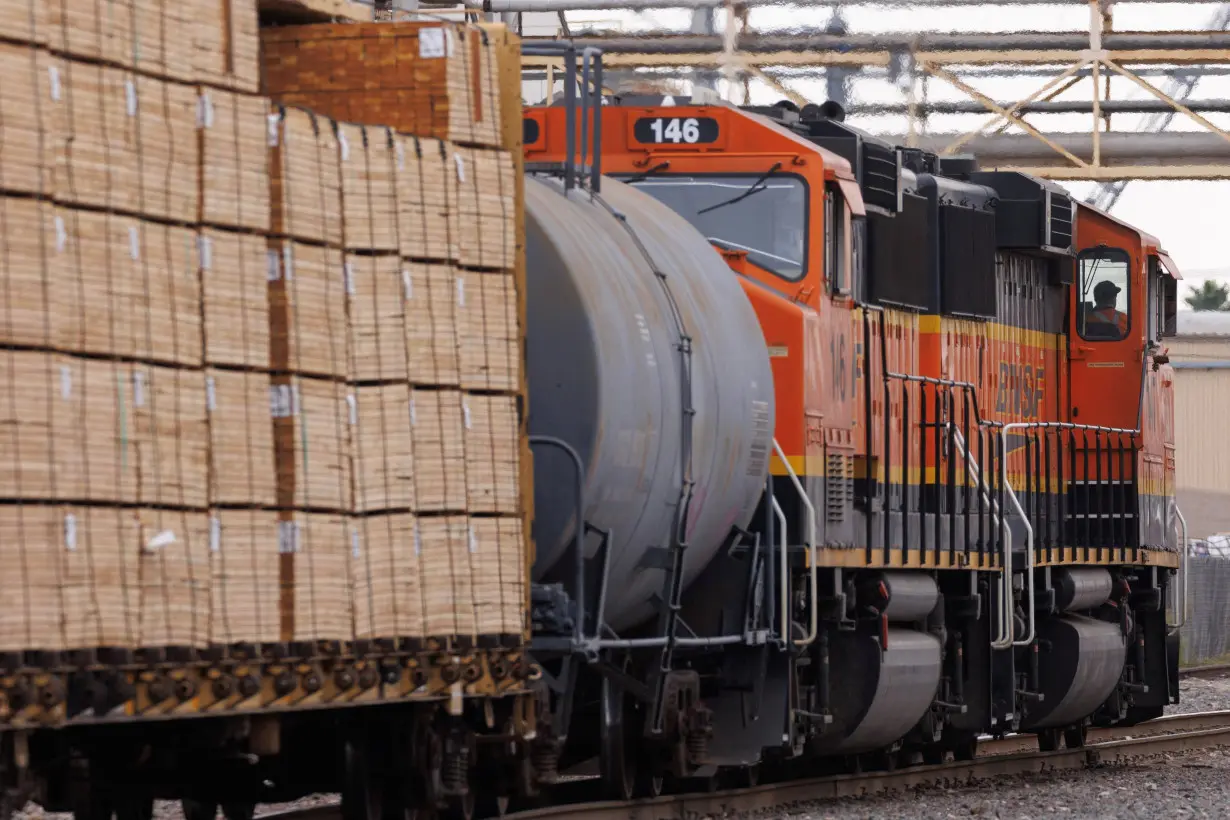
[1171,311,1230,538]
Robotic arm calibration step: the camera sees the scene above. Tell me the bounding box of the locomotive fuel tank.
[524,175,775,631]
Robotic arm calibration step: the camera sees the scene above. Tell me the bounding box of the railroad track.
[256,708,1230,820]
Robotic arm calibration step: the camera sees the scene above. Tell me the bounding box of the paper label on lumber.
[279,521,300,554]
[197,94,215,129]
[146,529,177,552]
[420,27,450,59]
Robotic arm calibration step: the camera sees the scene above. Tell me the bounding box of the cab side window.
[1077,248,1132,342]
[825,184,849,296]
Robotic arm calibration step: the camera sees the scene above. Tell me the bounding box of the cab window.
[623,173,808,281]
[1077,248,1131,341]
[825,184,850,296]
[1148,256,1163,344]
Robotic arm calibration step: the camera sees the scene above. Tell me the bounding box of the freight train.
[0,45,1186,820]
[517,69,1185,799]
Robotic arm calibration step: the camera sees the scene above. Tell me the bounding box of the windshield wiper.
[697,162,783,215]
[625,161,671,184]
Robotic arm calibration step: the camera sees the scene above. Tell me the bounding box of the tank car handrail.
[951,427,1013,650]
[771,496,789,646]
[772,439,820,648]
[1173,506,1189,629]
[528,435,592,648]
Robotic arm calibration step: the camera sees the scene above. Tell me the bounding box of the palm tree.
[1185,281,1230,312]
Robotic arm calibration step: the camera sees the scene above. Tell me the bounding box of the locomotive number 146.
[633,116,720,146]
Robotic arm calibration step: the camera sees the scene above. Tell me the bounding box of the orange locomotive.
[523,85,1183,792]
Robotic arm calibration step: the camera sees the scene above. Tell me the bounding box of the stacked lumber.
[0,9,528,658]
[207,369,278,507]
[47,0,259,91]
[209,509,281,645]
[276,513,353,643]
[261,22,502,148]
[199,90,272,233]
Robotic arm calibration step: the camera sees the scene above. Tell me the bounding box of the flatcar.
[520,77,1185,796]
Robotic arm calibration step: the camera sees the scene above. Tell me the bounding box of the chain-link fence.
[1182,555,1230,666]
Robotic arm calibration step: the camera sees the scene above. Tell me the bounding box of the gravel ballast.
[780,747,1230,820]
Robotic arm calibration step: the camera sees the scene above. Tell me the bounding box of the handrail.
[772,439,819,647]
[951,427,1013,650]
[1001,423,1037,647]
[1173,506,1189,629]
[771,496,789,644]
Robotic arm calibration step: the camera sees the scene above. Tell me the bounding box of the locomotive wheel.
[182,801,257,820]
[112,796,154,820]
[1036,729,1062,752]
[1063,724,1088,749]
[475,793,511,818]
[443,794,475,820]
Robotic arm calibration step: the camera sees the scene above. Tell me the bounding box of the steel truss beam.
[519,4,1230,183]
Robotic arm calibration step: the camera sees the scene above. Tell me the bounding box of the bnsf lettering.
[995,363,1045,420]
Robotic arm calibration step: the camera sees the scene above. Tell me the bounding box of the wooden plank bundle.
[416,515,474,640]
[52,210,202,365]
[200,90,272,232]
[128,363,210,508]
[0,198,57,349]
[338,123,398,253]
[463,394,521,515]
[409,389,467,514]
[276,512,352,642]
[210,509,280,645]
[468,515,525,637]
[269,106,343,247]
[200,229,270,368]
[351,383,415,514]
[453,147,516,270]
[271,374,352,512]
[458,270,519,392]
[130,507,212,648]
[268,240,349,378]
[50,63,200,222]
[0,505,213,651]
[346,254,408,382]
[190,0,261,92]
[397,136,454,263]
[261,22,501,148]
[207,369,277,507]
[0,354,206,507]
[0,45,54,197]
[351,513,424,640]
[45,0,259,90]
[0,0,47,46]
[405,262,460,387]
[0,506,66,652]
[50,61,141,214]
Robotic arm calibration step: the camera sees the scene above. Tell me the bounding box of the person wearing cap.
[1087,279,1129,337]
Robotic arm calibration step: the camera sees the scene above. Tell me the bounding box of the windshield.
[622,173,808,280]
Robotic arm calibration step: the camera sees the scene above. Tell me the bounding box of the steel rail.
[258,710,1230,820]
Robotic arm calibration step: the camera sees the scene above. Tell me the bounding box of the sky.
[554,1,1230,300]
